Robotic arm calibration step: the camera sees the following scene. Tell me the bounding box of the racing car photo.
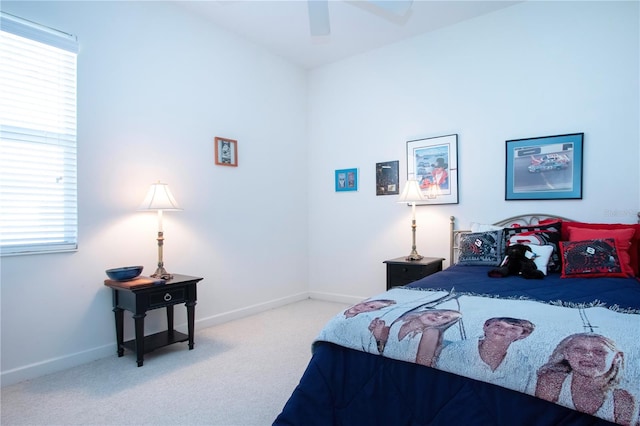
[527,153,570,173]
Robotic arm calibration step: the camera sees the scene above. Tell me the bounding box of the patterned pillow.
[560,239,628,278]
[566,226,635,276]
[561,222,640,276]
[458,230,504,266]
[503,221,562,272]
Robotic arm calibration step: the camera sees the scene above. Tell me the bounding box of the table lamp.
[138,182,182,279]
[398,178,427,261]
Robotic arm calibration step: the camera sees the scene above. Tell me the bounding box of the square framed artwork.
[214,137,238,167]
[406,134,458,205]
[335,168,358,192]
[505,133,583,200]
[376,160,399,196]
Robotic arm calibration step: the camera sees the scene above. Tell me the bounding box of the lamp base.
[406,218,423,261]
[405,252,424,261]
[152,230,173,280]
[151,266,173,280]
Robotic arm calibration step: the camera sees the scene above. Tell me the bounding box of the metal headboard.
[449,216,469,266]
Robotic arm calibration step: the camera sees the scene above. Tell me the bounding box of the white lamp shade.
[398,179,426,203]
[138,182,182,211]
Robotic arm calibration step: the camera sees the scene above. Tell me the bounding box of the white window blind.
[0,12,79,256]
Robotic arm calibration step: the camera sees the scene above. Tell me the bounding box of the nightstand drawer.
[387,264,432,283]
[148,288,185,308]
[383,257,444,290]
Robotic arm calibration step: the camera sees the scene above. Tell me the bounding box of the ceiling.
[176,1,522,69]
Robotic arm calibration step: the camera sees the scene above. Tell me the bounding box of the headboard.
[449,214,575,265]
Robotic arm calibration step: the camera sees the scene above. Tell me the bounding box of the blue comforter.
[275,266,640,426]
[407,265,640,310]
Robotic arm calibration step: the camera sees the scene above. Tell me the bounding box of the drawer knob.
[164,293,172,302]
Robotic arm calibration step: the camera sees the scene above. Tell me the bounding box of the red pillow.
[561,221,640,276]
[560,239,628,278]
[567,226,635,276]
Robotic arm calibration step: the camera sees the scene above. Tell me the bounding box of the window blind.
[0,12,79,255]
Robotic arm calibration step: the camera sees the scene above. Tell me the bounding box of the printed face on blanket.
[436,316,538,394]
[323,290,639,425]
[483,317,534,344]
[463,318,533,370]
[371,308,462,367]
[343,299,396,318]
[536,333,636,426]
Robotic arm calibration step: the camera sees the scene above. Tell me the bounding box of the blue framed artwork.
[505,133,583,200]
[335,168,358,192]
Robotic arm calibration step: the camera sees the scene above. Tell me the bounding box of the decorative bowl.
[106,266,143,281]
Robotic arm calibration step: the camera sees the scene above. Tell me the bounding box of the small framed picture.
[214,137,238,167]
[335,168,358,192]
[376,161,399,195]
[505,133,583,200]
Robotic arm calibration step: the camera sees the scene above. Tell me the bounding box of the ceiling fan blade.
[307,0,330,36]
[368,0,413,17]
[346,0,413,25]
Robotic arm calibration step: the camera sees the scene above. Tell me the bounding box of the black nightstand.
[383,257,444,290]
[105,274,203,367]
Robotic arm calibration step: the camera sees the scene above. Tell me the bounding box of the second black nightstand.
[383,257,444,290]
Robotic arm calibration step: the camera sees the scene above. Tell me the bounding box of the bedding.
[525,243,554,275]
[275,216,640,426]
[560,239,629,278]
[503,220,563,272]
[566,228,636,276]
[560,222,640,276]
[457,230,504,266]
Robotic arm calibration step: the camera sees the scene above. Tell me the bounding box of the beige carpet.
[0,299,348,426]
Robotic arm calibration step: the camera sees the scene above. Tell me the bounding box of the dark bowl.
[106,266,143,281]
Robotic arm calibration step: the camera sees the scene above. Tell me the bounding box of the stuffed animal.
[488,243,544,279]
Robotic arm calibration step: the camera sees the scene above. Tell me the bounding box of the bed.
[274,214,640,426]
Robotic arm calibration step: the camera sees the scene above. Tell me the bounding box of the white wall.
[0,1,309,385]
[1,0,638,387]
[307,1,640,299]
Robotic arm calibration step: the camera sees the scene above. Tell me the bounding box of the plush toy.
[488,243,545,279]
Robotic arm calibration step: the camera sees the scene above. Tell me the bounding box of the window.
[0,12,78,255]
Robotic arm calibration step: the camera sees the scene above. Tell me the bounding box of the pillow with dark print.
[567,226,635,276]
[560,239,629,278]
[562,221,640,276]
[458,230,504,266]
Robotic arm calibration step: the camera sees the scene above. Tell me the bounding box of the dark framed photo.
[214,137,238,167]
[406,134,458,205]
[505,133,583,200]
[335,168,358,192]
[376,160,399,196]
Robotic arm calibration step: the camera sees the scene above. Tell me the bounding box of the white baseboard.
[1,344,115,388]
[308,291,366,305]
[195,292,310,329]
[1,291,346,388]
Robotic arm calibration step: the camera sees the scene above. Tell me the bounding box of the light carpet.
[1,299,348,426]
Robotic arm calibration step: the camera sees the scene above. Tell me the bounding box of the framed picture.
[335,168,358,192]
[406,134,458,205]
[214,137,238,167]
[376,160,399,196]
[505,133,583,200]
